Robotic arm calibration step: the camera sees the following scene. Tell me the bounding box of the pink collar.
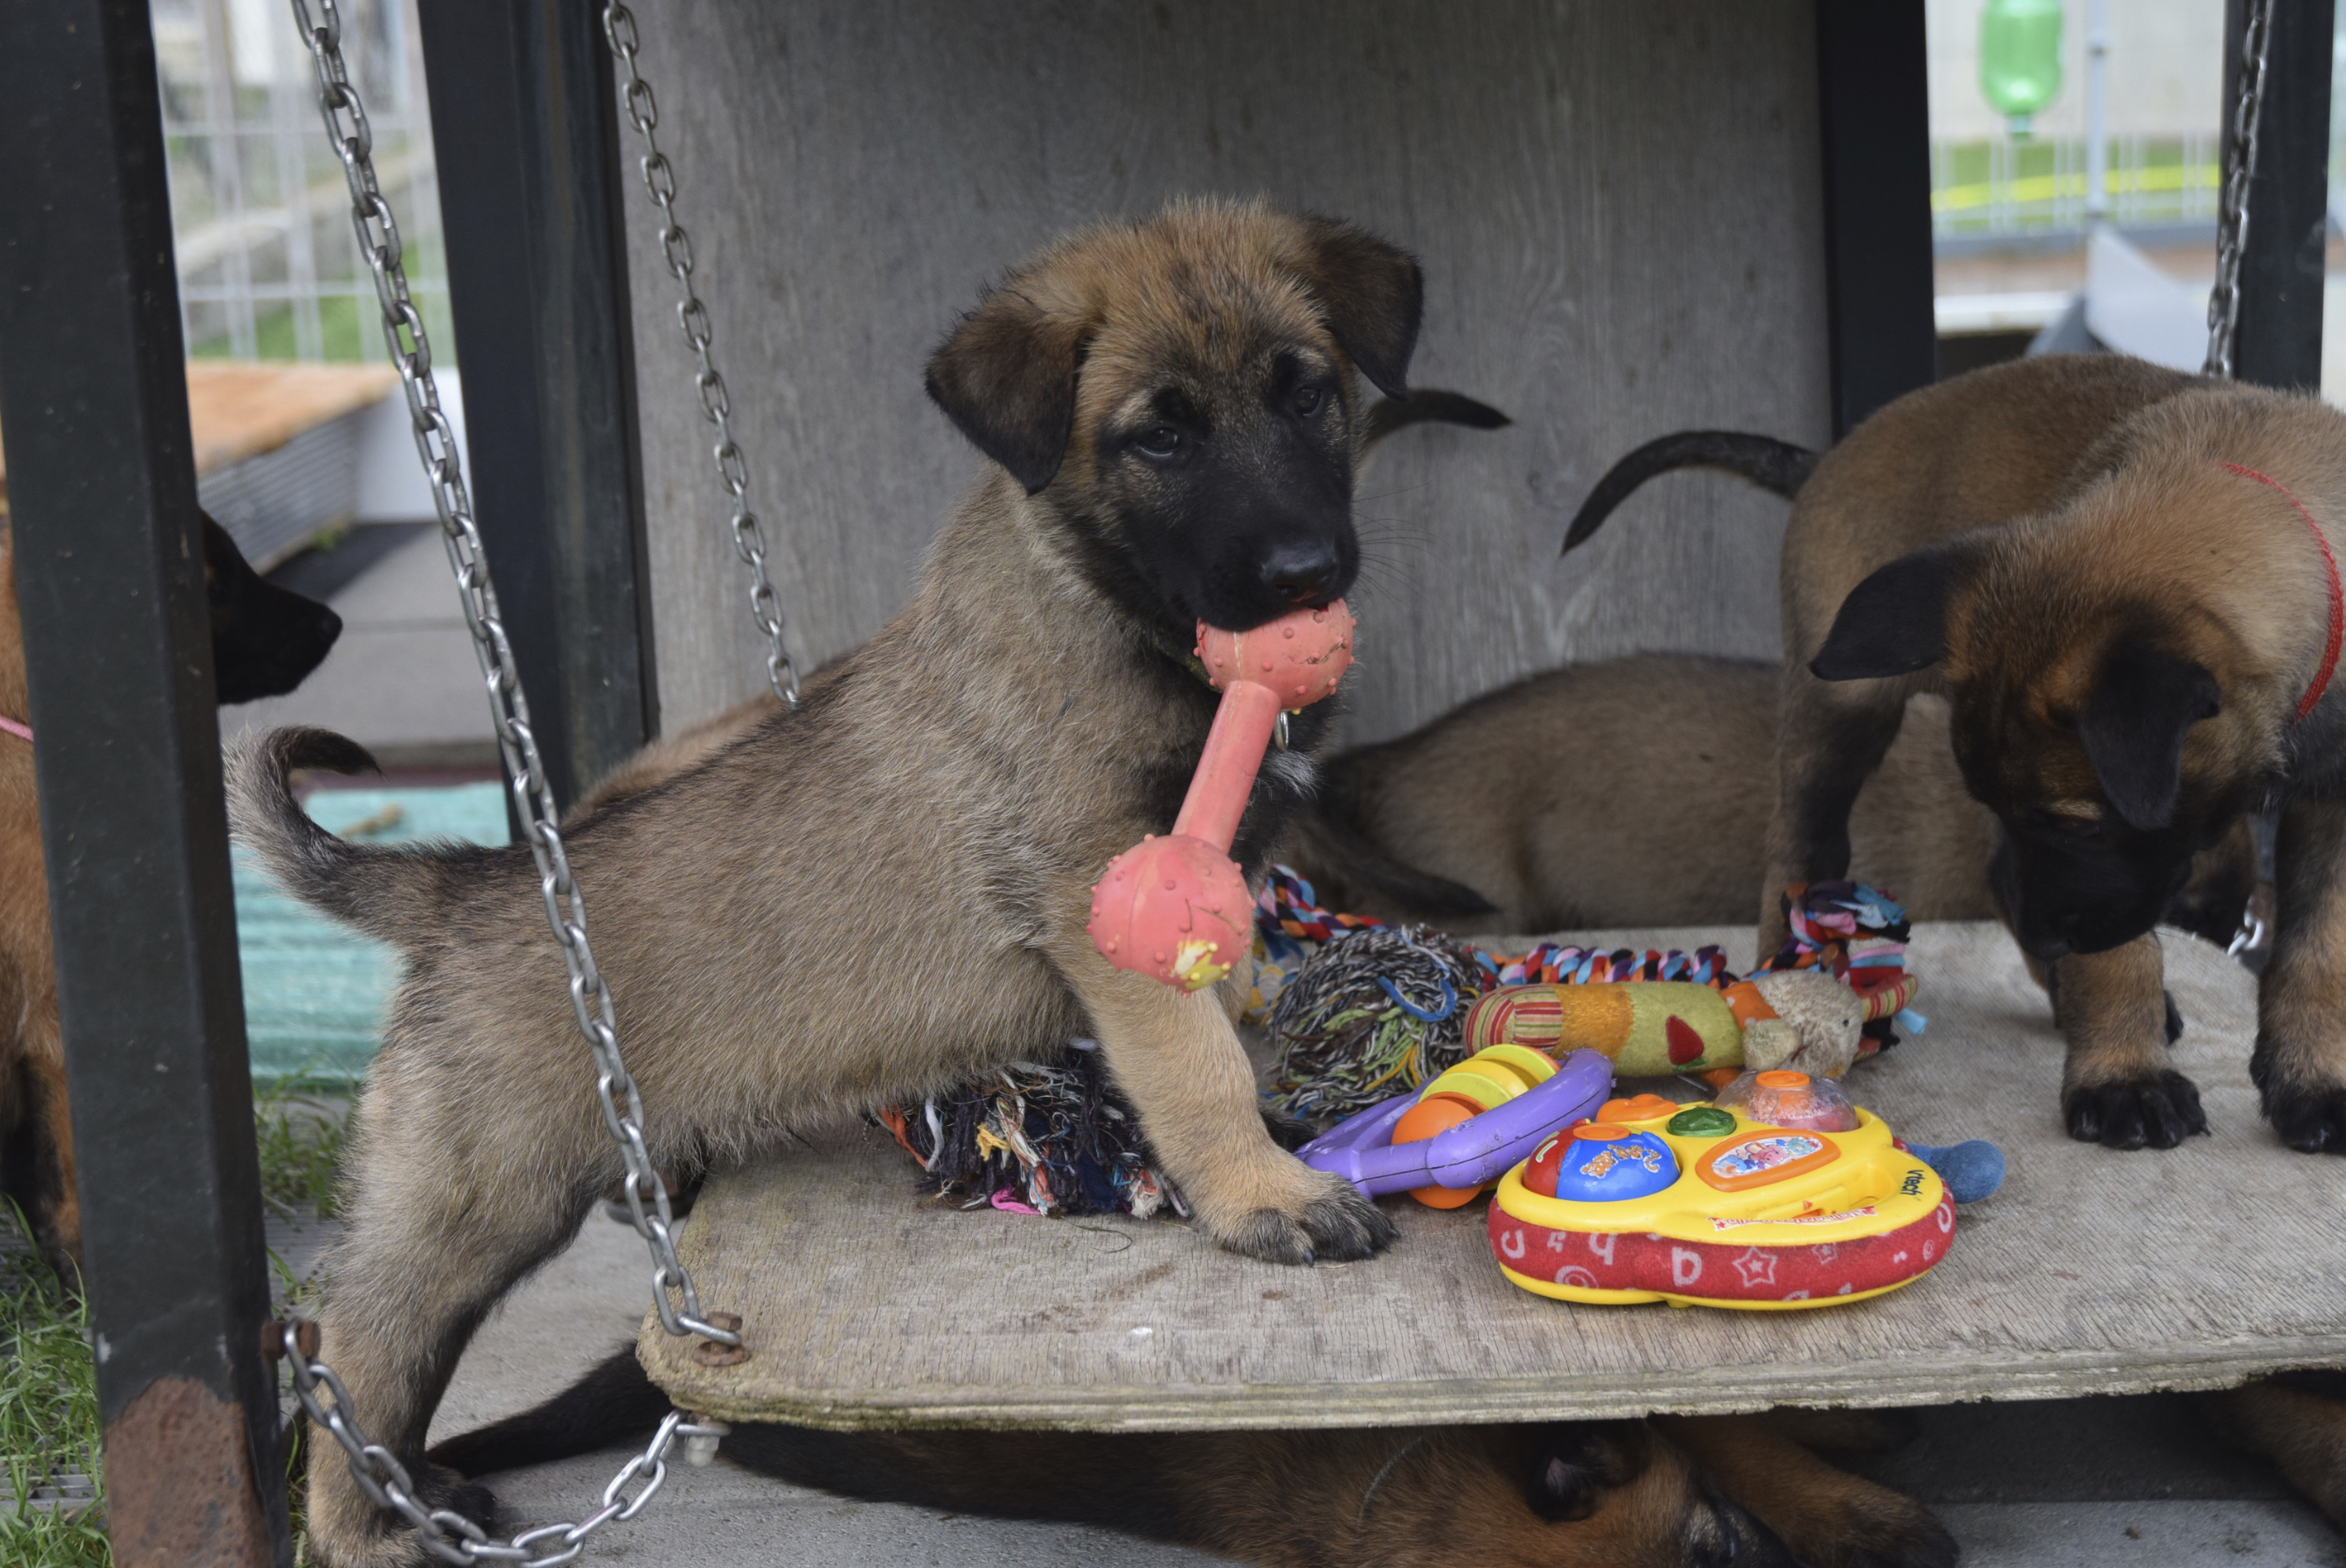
[0,714,26,743]
[2220,462,2343,723]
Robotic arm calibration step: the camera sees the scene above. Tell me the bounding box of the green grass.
[0,1209,107,1568]
[0,1081,353,1565]
[254,1072,352,1223]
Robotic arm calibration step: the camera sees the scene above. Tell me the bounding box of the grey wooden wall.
[617,0,1832,747]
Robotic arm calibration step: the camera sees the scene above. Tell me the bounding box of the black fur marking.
[429,1348,671,1477]
[2079,639,2222,831]
[1293,217,1424,399]
[1520,1423,1642,1523]
[924,291,1088,494]
[2164,991,2185,1045]
[202,513,342,705]
[2250,1048,2346,1154]
[1362,389,1510,447]
[1812,544,1978,682]
[2063,1070,2209,1149]
[1561,431,1819,555]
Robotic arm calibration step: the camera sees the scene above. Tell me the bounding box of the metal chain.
[282,0,737,1558]
[602,2,801,707]
[2205,0,2275,379]
[284,1323,724,1568]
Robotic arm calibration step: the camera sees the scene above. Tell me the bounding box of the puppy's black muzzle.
[1996,830,2193,961]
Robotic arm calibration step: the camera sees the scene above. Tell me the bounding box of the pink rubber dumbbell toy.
[1088,602,1356,990]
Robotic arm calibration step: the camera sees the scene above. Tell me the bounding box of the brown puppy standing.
[233,201,1456,1567]
[0,514,340,1269]
[1564,354,2346,1153]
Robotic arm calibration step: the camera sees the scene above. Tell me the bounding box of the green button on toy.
[1667,1105,1738,1138]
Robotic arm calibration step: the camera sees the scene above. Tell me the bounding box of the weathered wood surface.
[617,0,1830,745]
[643,923,2346,1429]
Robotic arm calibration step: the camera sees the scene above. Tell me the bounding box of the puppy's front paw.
[2258,1079,2346,1153]
[1211,1175,1397,1266]
[2063,1070,2207,1149]
[308,1459,499,1568]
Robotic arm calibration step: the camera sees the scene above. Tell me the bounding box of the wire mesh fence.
[153,0,452,363]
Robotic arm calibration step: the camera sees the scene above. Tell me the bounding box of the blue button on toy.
[1526,1124,1679,1202]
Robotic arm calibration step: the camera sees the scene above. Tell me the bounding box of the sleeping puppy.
[0,512,341,1268]
[1281,651,2259,950]
[232,200,1463,1567]
[426,1347,1957,1568]
[1563,355,2342,1152]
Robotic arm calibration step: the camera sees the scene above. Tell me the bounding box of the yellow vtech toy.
[1485,1072,1954,1310]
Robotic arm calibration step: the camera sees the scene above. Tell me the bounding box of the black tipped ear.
[924,289,1088,494]
[1520,1423,1643,1524]
[1294,218,1424,399]
[2080,639,2221,830]
[1811,541,1980,682]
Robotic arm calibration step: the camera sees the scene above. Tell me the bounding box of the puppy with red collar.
[1567,355,2346,1154]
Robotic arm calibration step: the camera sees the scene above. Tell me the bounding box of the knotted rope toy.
[1089,603,1355,990]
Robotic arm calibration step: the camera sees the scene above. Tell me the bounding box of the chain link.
[602,2,801,706]
[282,0,735,1558]
[2205,0,2275,380]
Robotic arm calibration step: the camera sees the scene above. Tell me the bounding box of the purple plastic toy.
[1296,1048,1614,1199]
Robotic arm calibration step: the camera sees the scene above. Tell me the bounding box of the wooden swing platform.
[640,921,2346,1431]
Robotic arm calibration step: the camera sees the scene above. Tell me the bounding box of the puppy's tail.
[429,1348,673,1477]
[1363,388,1511,449]
[1562,431,1819,555]
[226,725,490,946]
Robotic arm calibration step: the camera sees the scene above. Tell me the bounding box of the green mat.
[235,782,509,1085]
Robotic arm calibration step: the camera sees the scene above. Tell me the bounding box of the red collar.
[0,714,26,743]
[2220,462,2343,723]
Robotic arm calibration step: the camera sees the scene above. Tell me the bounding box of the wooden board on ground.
[641,922,2346,1430]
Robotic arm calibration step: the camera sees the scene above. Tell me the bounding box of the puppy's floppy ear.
[924,287,1089,494]
[1519,1423,1646,1523]
[1293,217,1424,399]
[1811,540,1981,681]
[2080,636,2221,830]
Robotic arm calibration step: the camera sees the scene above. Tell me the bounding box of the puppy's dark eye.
[1293,384,1325,417]
[1135,427,1184,460]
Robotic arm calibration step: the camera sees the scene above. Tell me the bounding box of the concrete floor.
[255,530,2346,1565]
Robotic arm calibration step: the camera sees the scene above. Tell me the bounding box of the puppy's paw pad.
[2063,1071,2208,1149]
[2261,1083,2346,1154]
[1297,1184,1397,1262]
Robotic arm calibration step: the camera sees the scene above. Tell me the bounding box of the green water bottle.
[1980,0,2064,138]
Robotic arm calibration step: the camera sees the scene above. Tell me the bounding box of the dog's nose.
[1257,540,1342,605]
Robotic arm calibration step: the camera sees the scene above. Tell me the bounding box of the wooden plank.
[617,0,1831,745]
[0,362,396,510]
[641,922,2346,1428]
[182,361,397,475]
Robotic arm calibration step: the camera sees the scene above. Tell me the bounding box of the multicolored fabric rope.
[1251,868,1923,1122]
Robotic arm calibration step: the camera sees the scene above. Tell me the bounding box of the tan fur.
[1280,652,2257,940]
[0,527,74,1264]
[234,201,1439,1566]
[1287,656,1996,930]
[2205,1378,2346,1528]
[1592,355,2342,1149]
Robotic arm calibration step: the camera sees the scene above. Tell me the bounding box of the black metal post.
[0,3,286,1564]
[418,0,657,810]
[1814,0,1939,437]
[2226,0,2335,392]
